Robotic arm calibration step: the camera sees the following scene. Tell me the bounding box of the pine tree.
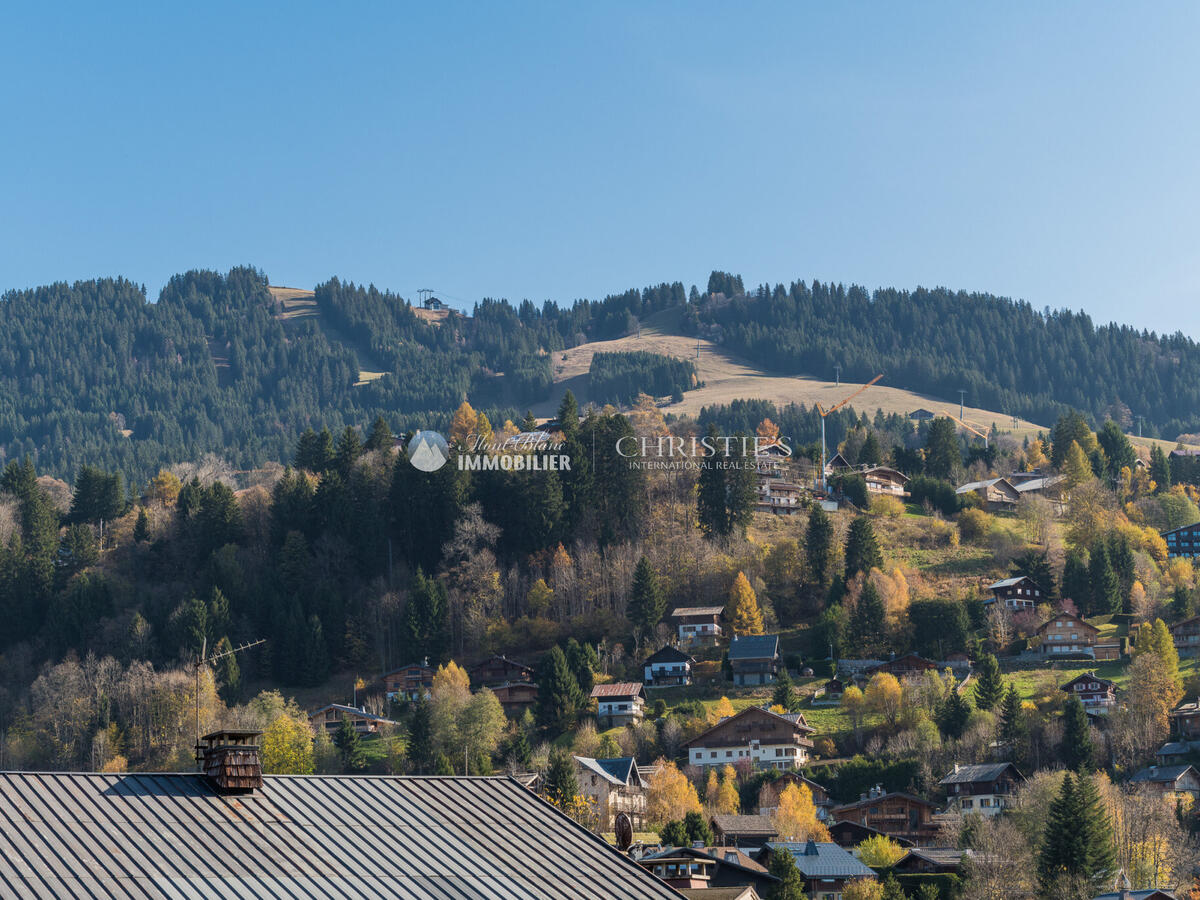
[937,689,972,739]
[845,516,882,580]
[925,417,962,480]
[860,432,883,466]
[697,424,731,538]
[1074,773,1116,888]
[772,670,795,711]
[881,874,906,900]
[133,507,150,543]
[1062,550,1090,612]
[364,415,395,452]
[627,556,667,639]
[805,505,834,589]
[851,581,886,654]
[766,849,808,900]
[536,646,583,733]
[334,426,363,475]
[1088,544,1120,616]
[973,654,1004,711]
[1038,772,1115,895]
[1061,694,1094,771]
[407,701,435,773]
[998,684,1028,763]
[564,639,597,695]
[544,748,579,807]
[1010,551,1056,601]
[333,718,366,771]
[403,569,449,663]
[1149,443,1171,492]
[728,572,764,635]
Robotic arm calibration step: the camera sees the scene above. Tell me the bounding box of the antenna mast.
[193,638,266,767]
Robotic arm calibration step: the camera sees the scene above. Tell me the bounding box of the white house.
[591,683,646,727]
[684,706,815,772]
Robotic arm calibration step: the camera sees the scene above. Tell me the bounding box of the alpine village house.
[685,706,815,771]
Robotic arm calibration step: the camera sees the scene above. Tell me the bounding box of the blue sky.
[3,3,1199,336]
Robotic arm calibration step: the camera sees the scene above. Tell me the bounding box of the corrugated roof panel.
[0,773,681,899]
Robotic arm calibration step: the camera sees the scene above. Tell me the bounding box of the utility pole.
[834,364,842,387]
[957,390,966,421]
[1136,415,1144,438]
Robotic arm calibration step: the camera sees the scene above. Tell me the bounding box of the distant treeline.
[589,351,696,406]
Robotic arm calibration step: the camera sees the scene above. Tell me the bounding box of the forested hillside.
[687,275,1200,437]
[4,265,1200,485]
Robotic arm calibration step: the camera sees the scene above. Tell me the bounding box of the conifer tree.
[845,516,882,581]
[728,572,765,635]
[772,670,795,711]
[564,638,597,695]
[925,417,962,480]
[132,506,150,543]
[334,717,366,771]
[1087,544,1120,616]
[1061,550,1090,611]
[998,684,1028,763]
[805,505,835,589]
[364,415,395,452]
[937,689,972,739]
[973,654,1004,711]
[544,748,580,807]
[334,425,363,475]
[851,580,886,654]
[627,556,667,639]
[407,700,435,773]
[766,849,808,900]
[1061,694,1094,771]
[1149,443,1171,492]
[536,646,583,733]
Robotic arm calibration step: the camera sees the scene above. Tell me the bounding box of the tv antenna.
[193,637,266,766]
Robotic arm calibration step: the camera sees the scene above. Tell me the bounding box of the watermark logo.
[409,430,450,472]
[616,435,792,470]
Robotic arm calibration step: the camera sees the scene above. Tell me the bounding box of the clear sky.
[3,3,1199,336]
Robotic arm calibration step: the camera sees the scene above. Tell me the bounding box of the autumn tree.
[646,758,702,826]
[261,713,316,775]
[864,672,903,729]
[728,572,764,635]
[857,834,905,867]
[772,782,831,842]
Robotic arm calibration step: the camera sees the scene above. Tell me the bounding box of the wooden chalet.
[591,682,646,727]
[643,646,696,687]
[710,814,779,848]
[1061,672,1118,713]
[861,466,909,497]
[1162,521,1200,559]
[956,477,1020,510]
[467,654,533,687]
[824,452,852,474]
[670,605,727,646]
[685,706,815,772]
[492,681,539,716]
[1171,700,1200,740]
[382,659,434,701]
[638,846,776,896]
[1129,764,1200,803]
[893,848,967,875]
[984,575,1044,611]
[756,841,878,897]
[757,480,805,516]
[827,819,913,850]
[939,762,1023,816]
[728,634,782,686]
[1171,615,1200,657]
[829,786,940,845]
[812,678,844,706]
[307,704,398,735]
[757,773,832,820]
[866,654,939,679]
[1037,613,1100,657]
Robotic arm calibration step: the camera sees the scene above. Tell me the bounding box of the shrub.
[870,494,904,517]
[957,508,993,542]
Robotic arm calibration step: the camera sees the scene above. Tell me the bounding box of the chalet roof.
[1013,474,1065,493]
[900,847,968,868]
[307,704,398,725]
[1130,764,1198,785]
[382,660,432,675]
[866,654,938,673]
[1170,616,1200,632]
[831,791,934,814]
[683,706,815,749]
[574,756,644,789]
[1170,448,1200,458]
[956,477,1016,495]
[764,841,876,878]
[1171,700,1200,717]
[0,773,683,899]
[1161,521,1200,537]
[825,453,852,470]
[986,575,1039,591]
[1157,741,1194,757]
[698,848,768,873]
[711,814,778,836]
[939,762,1022,785]
[1036,614,1099,635]
[728,635,780,661]
[828,820,915,848]
[670,606,726,618]
[644,646,696,666]
[861,466,909,484]
[591,682,646,700]
[678,888,760,900]
[469,654,533,674]
[1091,891,1177,900]
[1061,671,1117,691]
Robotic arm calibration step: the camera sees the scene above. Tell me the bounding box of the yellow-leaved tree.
[857,834,906,867]
[708,696,736,724]
[261,713,315,775]
[842,879,884,900]
[707,764,740,816]
[863,672,903,728]
[646,759,703,826]
[728,572,764,635]
[771,782,831,842]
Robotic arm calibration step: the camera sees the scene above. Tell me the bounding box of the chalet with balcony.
[893,848,968,875]
[729,634,782,686]
[1171,700,1200,740]
[573,756,647,830]
[1171,615,1200,657]
[939,762,1024,816]
[1036,613,1099,657]
[757,841,878,899]
[638,846,776,896]
[862,466,909,497]
[643,646,696,687]
[1129,764,1200,803]
[984,575,1044,611]
[866,654,939,679]
[685,706,815,771]
[829,786,939,845]
[492,681,539,717]
[1061,672,1118,713]
[671,606,727,646]
[1162,521,1200,559]
[956,477,1021,510]
[468,654,533,687]
[307,704,398,736]
[591,682,646,727]
[757,480,805,516]
[382,659,433,701]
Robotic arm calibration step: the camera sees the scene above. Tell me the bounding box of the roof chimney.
[199,730,262,793]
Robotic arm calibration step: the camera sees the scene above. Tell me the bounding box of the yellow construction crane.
[942,409,990,449]
[816,374,883,492]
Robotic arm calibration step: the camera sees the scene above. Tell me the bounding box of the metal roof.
[727,635,779,661]
[938,763,1021,785]
[986,576,1031,590]
[764,841,876,878]
[591,682,646,699]
[670,606,725,617]
[1130,764,1198,784]
[0,772,684,899]
[710,814,777,836]
[574,757,642,789]
[308,703,399,724]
